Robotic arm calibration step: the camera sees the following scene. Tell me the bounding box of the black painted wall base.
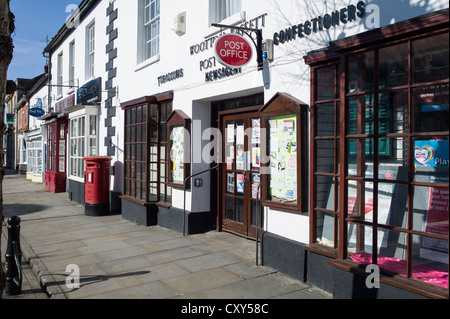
[158,206,212,235]
[121,199,212,235]
[68,179,85,205]
[122,199,158,226]
[261,231,430,299]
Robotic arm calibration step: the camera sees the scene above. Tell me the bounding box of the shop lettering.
[200,57,216,71]
[273,1,366,45]
[205,67,242,82]
[157,68,184,86]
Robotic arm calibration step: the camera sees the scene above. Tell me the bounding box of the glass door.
[222,112,263,238]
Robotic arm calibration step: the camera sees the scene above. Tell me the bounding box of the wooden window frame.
[259,93,309,214]
[305,9,449,298]
[121,92,173,206]
[166,109,191,190]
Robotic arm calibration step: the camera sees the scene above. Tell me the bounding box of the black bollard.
[5,216,22,296]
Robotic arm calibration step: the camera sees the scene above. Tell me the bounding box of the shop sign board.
[214,34,253,68]
[29,107,45,118]
[77,77,102,105]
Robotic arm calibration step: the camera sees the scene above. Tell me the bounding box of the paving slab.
[1,171,332,300]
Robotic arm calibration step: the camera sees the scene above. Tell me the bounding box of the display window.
[26,139,43,176]
[121,93,173,206]
[69,113,98,180]
[306,11,448,296]
[259,93,308,213]
[166,110,191,189]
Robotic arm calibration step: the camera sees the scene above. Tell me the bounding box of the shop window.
[307,26,449,294]
[167,110,191,190]
[27,139,43,176]
[69,114,98,180]
[259,93,308,213]
[122,94,173,205]
[46,121,66,174]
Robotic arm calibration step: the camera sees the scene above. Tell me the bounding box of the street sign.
[29,107,45,118]
[214,33,253,68]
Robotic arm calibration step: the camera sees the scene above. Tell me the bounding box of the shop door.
[221,112,263,239]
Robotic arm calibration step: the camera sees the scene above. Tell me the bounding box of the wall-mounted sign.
[29,107,46,118]
[55,93,75,113]
[273,1,366,46]
[77,77,102,104]
[214,34,253,68]
[6,114,14,123]
[157,68,184,86]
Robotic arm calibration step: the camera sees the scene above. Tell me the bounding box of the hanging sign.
[214,33,253,68]
[29,107,45,118]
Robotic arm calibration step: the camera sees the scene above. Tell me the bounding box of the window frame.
[68,108,99,181]
[121,93,173,206]
[259,93,309,214]
[305,11,449,298]
[86,21,95,80]
[138,0,160,64]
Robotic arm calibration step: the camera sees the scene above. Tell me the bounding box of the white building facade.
[41,0,448,298]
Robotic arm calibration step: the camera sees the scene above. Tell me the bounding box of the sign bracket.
[211,23,263,71]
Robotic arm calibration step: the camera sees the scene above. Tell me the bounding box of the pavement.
[1,169,332,302]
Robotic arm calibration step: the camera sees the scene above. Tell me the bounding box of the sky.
[8,0,83,81]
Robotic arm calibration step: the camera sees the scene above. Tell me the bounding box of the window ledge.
[135,54,160,72]
[328,259,449,299]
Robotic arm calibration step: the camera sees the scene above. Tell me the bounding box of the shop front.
[303,9,449,298]
[66,78,102,205]
[42,94,74,193]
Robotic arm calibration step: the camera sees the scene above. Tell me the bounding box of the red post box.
[83,156,112,216]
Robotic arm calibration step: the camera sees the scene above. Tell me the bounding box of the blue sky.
[8,0,82,81]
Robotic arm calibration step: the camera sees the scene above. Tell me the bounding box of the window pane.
[315,103,335,136]
[316,211,336,248]
[348,51,375,93]
[413,137,449,182]
[413,85,449,133]
[316,67,335,101]
[413,33,449,84]
[379,42,409,89]
[316,139,335,173]
[348,223,373,255]
[412,234,448,288]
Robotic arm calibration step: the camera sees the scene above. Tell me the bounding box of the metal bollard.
[5,216,23,296]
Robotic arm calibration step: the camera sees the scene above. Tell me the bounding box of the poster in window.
[414,140,449,169]
[227,173,234,193]
[252,173,261,200]
[236,173,245,194]
[170,126,185,184]
[251,118,260,144]
[267,115,297,204]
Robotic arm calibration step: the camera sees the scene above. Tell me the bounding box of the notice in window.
[267,115,297,204]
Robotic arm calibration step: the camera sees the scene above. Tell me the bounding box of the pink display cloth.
[350,253,448,288]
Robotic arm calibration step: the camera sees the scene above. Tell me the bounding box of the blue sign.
[77,77,102,105]
[29,107,46,118]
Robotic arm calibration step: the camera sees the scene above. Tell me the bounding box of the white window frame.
[68,107,99,181]
[137,0,160,65]
[57,52,63,97]
[86,21,95,80]
[26,139,43,176]
[69,41,75,90]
